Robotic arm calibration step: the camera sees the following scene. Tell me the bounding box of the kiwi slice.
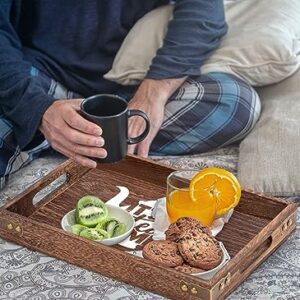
[71,224,87,235]
[76,196,108,227]
[96,218,126,238]
[79,228,109,241]
[96,218,118,237]
[113,223,126,237]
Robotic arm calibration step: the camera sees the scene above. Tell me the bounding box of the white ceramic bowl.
[61,205,135,246]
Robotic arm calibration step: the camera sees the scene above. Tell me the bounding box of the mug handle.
[127,110,150,145]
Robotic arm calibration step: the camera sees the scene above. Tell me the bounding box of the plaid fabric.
[0,71,260,190]
[150,73,261,155]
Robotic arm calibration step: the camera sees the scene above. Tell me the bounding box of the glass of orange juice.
[166,170,216,227]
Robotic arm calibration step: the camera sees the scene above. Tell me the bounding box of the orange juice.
[166,189,216,226]
[166,168,241,227]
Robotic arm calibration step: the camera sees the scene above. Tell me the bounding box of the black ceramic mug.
[80,94,150,163]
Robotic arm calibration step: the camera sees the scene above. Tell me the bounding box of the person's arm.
[0,3,106,168]
[128,0,227,156]
[127,77,186,156]
[0,1,55,149]
[146,0,227,79]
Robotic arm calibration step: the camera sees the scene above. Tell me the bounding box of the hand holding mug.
[40,99,107,168]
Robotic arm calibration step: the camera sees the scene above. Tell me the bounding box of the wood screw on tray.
[282,223,288,231]
[191,287,198,295]
[225,276,231,285]
[181,284,188,292]
[282,218,293,231]
[219,273,231,291]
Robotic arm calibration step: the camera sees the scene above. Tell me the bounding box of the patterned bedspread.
[0,147,299,300]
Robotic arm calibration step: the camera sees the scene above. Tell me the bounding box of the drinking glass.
[166,170,216,226]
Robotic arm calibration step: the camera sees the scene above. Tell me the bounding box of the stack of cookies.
[142,217,223,274]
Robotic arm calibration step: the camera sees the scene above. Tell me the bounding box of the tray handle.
[3,159,89,216]
[207,213,297,299]
[229,214,296,287]
[209,237,272,299]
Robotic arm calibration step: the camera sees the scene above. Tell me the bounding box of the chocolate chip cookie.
[165,217,211,242]
[142,240,184,268]
[177,227,223,270]
[175,263,204,274]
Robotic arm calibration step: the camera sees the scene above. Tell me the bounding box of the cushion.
[237,68,300,196]
[104,0,300,86]
[104,5,173,86]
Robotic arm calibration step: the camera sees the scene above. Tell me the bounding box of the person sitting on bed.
[0,0,261,189]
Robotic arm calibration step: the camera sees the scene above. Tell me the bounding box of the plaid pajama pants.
[0,68,261,189]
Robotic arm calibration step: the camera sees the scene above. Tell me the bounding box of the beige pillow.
[104,5,173,86]
[237,68,300,197]
[104,0,300,86]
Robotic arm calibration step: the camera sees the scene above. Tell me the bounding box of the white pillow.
[104,0,300,86]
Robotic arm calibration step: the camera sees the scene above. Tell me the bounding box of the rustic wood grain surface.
[0,148,299,300]
[0,155,297,300]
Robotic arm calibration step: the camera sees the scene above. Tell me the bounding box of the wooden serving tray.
[0,156,297,300]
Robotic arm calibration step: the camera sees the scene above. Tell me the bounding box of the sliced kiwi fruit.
[71,224,87,236]
[75,195,108,227]
[96,218,118,237]
[96,218,126,238]
[113,223,126,237]
[79,228,109,241]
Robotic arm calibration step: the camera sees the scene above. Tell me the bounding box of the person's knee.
[213,73,261,143]
[233,75,261,138]
[150,73,261,155]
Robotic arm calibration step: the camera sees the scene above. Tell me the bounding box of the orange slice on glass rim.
[189,167,241,216]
